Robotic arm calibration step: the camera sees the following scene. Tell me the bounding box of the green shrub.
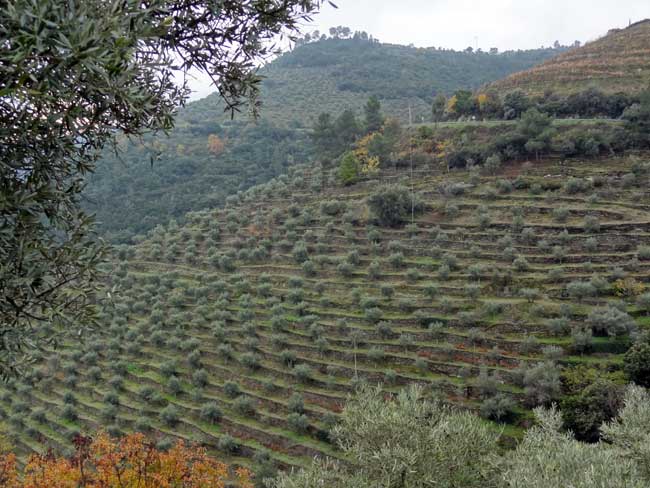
[192,369,208,388]
[222,381,241,398]
[233,395,256,416]
[623,335,650,387]
[217,435,238,454]
[103,391,120,406]
[167,376,182,396]
[294,364,312,383]
[523,362,561,407]
[30,408,47,424]
[552,207,569,223]
[288,393,305,414]
[414,357,428,374]
[61,404,77,422]
[480,394,516,422]
[561,379,623,442]
[337,261,354,277]
[287,412,309,432]
[160,360,178,378]
[339,151,360,185]
[367,347,385,362]
[586,306,636,337]
[566,281,596,301]
[240,352,261,370]
[368,184,420,227]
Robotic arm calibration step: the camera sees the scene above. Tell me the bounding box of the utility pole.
[409,103,415,225]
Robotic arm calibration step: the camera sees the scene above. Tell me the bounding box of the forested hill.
[194,37,563,126]
[84,37,561,242]
[84,119,312,243]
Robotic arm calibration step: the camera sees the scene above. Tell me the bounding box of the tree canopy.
[0,0,326,376]
[272,385,650,488]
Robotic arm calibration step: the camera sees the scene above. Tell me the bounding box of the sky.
[187,0,649,100]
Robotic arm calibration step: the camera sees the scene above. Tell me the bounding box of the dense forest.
[199,36,565,125]
[84,120,313,242]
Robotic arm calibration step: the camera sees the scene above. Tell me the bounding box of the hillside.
[85,38,561,242]
[4,143,650,476]
[84,120,312,243]
[194,38,563,126]
[489,19,650,96]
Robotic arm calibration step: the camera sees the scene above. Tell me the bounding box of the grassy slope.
[488,19,650,96]
[4,147,650,472]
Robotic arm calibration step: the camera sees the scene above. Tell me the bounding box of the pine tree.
[364,96,384,133]
[335,109,361,148]
[339,152,360,185]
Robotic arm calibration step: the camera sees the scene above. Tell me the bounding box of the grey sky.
[187,0,649,100]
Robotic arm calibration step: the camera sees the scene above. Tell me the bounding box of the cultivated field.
[2,154,650,471]
[489,19,650,96]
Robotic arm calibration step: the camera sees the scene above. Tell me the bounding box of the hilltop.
[489,19,650,96]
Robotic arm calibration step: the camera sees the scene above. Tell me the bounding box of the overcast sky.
[187,0,649,100]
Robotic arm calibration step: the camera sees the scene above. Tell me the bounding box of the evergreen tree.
[364,96,384,133]
[339,152,360,185]
[518,108,555,159]
[335,109,361,148]
[311,113,337,158]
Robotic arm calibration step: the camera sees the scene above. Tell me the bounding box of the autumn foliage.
[0,433,251,488]
[207,134,226,156]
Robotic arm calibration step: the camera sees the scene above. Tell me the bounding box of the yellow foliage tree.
[445,95,458,115]
[354,133,380,175]
[435,139,453,162]
[613,278,645,298]
[0,432,252,488]
[477,93,488,113]
[207,134,225,156]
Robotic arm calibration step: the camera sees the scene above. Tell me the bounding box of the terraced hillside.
[489,19,650,96]
[2,153,650,476]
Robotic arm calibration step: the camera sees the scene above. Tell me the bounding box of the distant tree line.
[312,91,650,178]
[295,26,378,45]
[433,87,643,122]
[423,89,650,170]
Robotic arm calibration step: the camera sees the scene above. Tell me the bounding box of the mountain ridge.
[190,37,564,125]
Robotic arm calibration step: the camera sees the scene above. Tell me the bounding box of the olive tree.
[0,0,326,376]
[502,386,650,487]
[272,385,498,488]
